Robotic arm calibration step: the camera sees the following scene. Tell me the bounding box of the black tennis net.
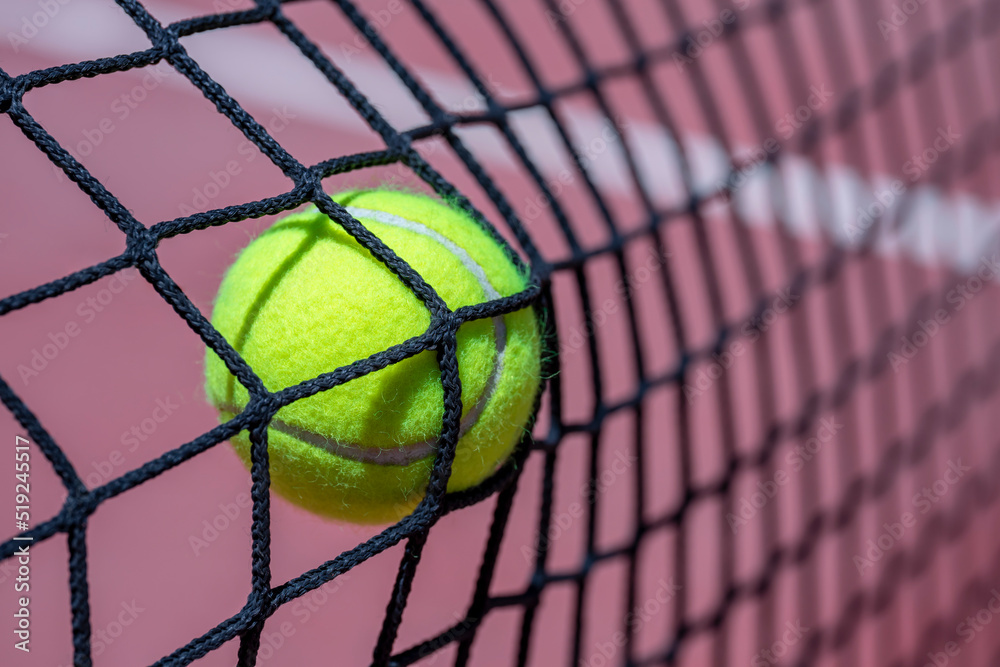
[3,0,1000,666]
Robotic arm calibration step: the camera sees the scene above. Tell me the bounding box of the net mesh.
[3,0,1000,665]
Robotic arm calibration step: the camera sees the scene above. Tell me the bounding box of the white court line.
[7,0,1000,273]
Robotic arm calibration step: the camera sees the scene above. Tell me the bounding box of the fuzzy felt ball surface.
[204,190,542,524]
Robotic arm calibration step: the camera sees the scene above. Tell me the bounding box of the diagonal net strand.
[2,0,1000,666]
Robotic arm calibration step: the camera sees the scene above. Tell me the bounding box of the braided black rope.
[3,0,1000,666]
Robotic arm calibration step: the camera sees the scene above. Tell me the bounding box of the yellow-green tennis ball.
[204,189,541,524]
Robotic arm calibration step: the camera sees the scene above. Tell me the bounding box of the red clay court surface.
[3,1,1000,666]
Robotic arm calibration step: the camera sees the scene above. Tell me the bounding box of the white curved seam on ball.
[246,205,509,467]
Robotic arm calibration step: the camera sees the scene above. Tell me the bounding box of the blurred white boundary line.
[9,0,1000,272]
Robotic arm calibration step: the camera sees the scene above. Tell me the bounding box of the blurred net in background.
[3,0,1000,666]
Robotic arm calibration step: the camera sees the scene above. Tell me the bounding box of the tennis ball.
[204,189,541,524]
